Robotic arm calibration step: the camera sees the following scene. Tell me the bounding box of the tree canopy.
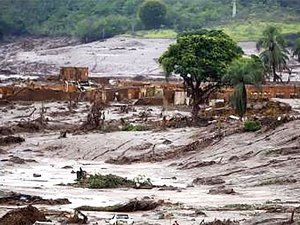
[138,0,167,29]
[0,0,299,40]
[257,26,289,82]
[159,29,242,115]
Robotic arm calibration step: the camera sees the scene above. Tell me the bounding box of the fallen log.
[76,198,163,212]
[0,192,71,205]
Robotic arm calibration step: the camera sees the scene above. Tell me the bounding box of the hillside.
[0,0,300,42]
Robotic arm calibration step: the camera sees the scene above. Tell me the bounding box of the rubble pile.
[259,115,294,131]
[248,100,292,116]
[0,205,47,225]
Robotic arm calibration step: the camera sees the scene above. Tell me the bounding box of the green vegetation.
[244,120,261,132]
[257,26,289,82]
[218,21,300,42]
[122,123,148,131]
[223,56,264,119]
[292,38,300,62]
[258,178,297,186]
[224,203,257,210]
[125,21,300,41]
[87,174,152,189]
[88,174,135,189]
[138,0,167,29]
[0,0,300,41]
[159,29,242,116]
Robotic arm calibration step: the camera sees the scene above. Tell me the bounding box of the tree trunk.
[191,91,200,119]
[272,63,277,82]
[190,84,218,119]
[192,103,199,118]
[272,63,282,83]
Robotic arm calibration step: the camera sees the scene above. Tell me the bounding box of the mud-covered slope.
[0,37,173,76]
[177,120,300,188]
[1,101,300,224]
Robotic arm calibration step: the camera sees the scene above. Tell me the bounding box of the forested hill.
[0,0,299,42]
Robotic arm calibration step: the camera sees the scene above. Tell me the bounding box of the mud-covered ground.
[1,37,299,81]
[1,36,300,224]
[1,99,300,224]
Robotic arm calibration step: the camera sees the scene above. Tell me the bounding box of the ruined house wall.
[218,85,300,101]
[163,89,175,105]
[59,67,88,81]
[91,77,110,86]
[174,91,188,105]
[248,85,300,99]
[2,80,300,104]
[127,87,141,99]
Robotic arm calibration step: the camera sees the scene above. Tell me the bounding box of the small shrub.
[258,178,297,186]
[88,174,135,189]
[244,120,261,132]
[122,123,147,131]
[224,204,255,210]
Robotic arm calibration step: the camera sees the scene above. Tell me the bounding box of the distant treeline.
[0,0,299,42]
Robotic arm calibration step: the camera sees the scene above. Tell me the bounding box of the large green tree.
[223,56,264,119]
[159,30,242,116]
[292,38,300,62]
[257,26,289,82]
[138,0,167,29]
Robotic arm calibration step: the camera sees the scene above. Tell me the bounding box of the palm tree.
[292,38,300,62]
[223,56,264,119]
[257,26,289,82]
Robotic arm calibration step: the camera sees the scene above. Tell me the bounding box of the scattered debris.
[16,120,42,132]
[82,103,105,130]
[162,139,172,145]
[61,165,73,169]
[193,177,225,185]
[0,148,8,154]
[58,130,67,138]
[208,185,236,195]
[158,185,181,191]
[0,126,13,135]
[76,167,87,181]
[33,173,42,177]
[0,136,25,146]
[66,209,88,224]
[179,160,216,170]
[1,155,37,164]
[0,192,71,205]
